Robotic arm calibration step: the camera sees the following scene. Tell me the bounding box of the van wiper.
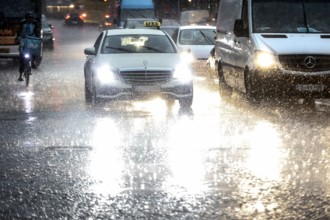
[301,0,310,33]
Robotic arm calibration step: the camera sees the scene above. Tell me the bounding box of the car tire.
[244,69,261,104]
[179,95,193,108]
[217,62,232,97]
[85,80,93,103]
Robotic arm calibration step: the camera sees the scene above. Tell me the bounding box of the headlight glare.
[180,51,194,64]
[254,51,277,69]
[173,64,192,82]
[96,65,117,84]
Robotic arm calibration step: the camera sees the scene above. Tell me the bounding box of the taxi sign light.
[144,21,160,27]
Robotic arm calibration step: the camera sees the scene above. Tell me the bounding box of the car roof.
[125,18,157,21]
[105,28,166,36]
[178,25,216,30]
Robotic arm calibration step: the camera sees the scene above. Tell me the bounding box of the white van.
[214,0,330,102]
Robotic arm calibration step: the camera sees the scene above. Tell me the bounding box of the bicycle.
[21,36,42,87]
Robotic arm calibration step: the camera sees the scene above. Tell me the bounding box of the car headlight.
[95,65,117,84]
[180,51,194,64]
[254,51,278,69]
[173,64,192,82]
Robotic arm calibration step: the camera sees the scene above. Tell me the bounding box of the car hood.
[253,34,330,54]
[96,53,186,70]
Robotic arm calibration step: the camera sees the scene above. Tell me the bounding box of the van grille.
[120,70,172,85]
[279,55,330,72]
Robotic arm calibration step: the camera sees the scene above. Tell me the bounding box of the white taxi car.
[172,25,216,60]
[84,25,193,107]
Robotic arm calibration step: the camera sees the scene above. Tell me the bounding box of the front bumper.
[94,80,193,101]
[0,45,19,58]
[250,68,330,98]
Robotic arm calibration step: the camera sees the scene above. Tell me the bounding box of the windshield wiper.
[142,45,164,53]
[301,0,310,33]
[106,46,134,53]
[199,30,213,44]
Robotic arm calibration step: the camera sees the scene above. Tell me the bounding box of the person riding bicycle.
[17,12,41,81]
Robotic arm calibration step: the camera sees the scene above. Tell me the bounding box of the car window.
[101,34,176,54]
[179,29,216,45]
[94,32,104,52]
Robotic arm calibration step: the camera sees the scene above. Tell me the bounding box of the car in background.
[197,17,216,26]
[160,26,179,39]
[172,25,216,60]
[99,15,118,31]
[159,19,180,38]
[64,12,84,25]
[123,18,159,29]
[83,26,193,107]
[41,14,55,49]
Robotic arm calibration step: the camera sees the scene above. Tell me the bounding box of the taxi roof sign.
[144,21,161,28]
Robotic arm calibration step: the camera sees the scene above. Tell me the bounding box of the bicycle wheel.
[25,71,30,87]
[24,65,31,87]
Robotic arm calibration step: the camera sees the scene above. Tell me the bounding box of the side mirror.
[234,19,248,37]
[84,47,96,55]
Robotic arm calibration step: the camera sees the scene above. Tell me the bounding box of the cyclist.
[17,12,41,81]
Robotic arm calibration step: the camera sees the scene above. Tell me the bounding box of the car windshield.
[179,29,216,45]
[253,0,330,33]
[101,34,176,54]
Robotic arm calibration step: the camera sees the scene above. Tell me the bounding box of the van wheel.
[217,62,232,97]
[244,70,261,103]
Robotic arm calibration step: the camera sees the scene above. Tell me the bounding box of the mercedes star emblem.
[304,56,316,69]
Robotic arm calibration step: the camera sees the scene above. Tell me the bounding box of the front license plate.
[134,85,160,92]
[0,48,9,53]
[296,84,325,92]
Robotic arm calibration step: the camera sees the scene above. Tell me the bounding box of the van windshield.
[253,0,330,33]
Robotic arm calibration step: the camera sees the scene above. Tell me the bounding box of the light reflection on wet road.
[1,18,330,219]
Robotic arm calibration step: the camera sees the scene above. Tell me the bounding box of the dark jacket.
[17,18,41,39]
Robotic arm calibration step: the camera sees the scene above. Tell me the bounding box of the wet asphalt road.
[1,18,330,219]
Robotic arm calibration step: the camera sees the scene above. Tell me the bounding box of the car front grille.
[120,70,172,85]
[279,55,330,72]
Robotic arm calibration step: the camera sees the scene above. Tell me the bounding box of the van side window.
[217,0,242,33]
[242,0,248,31]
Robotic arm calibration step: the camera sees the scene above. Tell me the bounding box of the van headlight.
[254,51,278,69]
[95,65,117,84]
[173,64,192,83]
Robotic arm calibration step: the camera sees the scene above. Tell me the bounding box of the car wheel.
[217,62,232,97]
[244,69,261,104]
[48,42,54,50]
[85,80,93,103]
[179,95,193,108]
